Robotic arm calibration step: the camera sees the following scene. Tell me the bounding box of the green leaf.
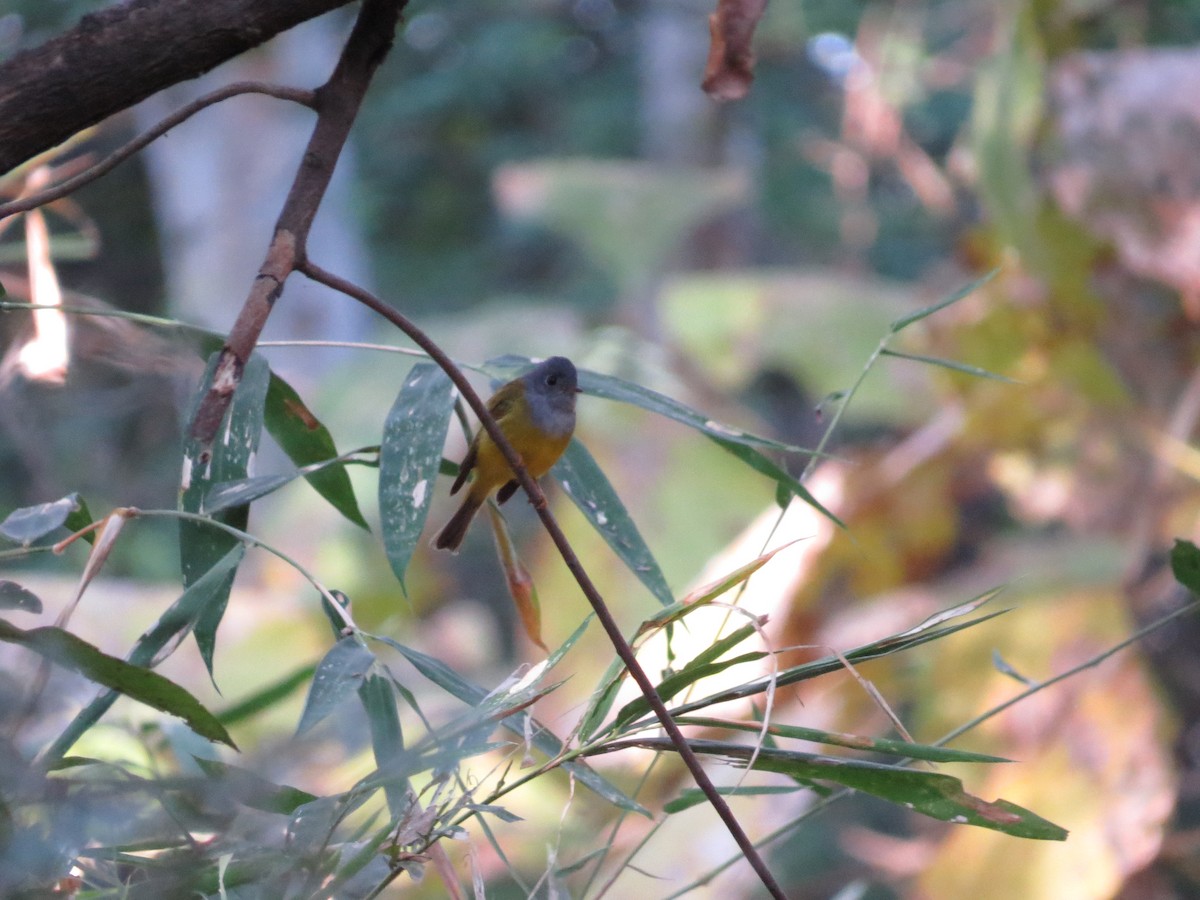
[618,738,1065,839]
[0,581,43,613]
[204,448,378,516]
[554,439,673,607]
[486,354,814,455]
[578,653,630,742]
[358,670,411,819]
[1171,539,1200,595]
[373,624,648,816]
[636,544,796,639]
[41,546,246,763]
[193,758,317,814]
[296,636,376,735]
[673,717,1010,763]
[129,545,247,669]
[204,474,293,513]
[180,352,269,678]
[217,663,316,726]
[0,493,83,545]
[880,348,1018,383]
[0,620,235,747]
[661,595,1008,722]
[63,495,95,546]
[612,624,765,731]
[665,784,802,813]
[708,436,844,528]
[378,363,455,589]
[264,373,368,529]
[889,269,998,333]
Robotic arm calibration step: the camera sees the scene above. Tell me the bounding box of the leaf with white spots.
[180,352,269,679]
[378,363,455,590]
[554,439,673,607]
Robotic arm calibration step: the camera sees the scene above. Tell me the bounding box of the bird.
[434,356,579,551]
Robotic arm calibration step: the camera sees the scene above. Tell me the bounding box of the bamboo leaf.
[296,636,376,735]
[880,348,1018,383]
[0,619,235,748]
[359,669,411,818]
[264,372,369,529]
[180,352,269,678]
[193,758,317,814]
[0,493,83,545]
[612,738,1065,840]
[378,363,454,590]
[554,438,673,607]
[674,717,1011,763]
[889,269,998,333]
[708,436,844,527]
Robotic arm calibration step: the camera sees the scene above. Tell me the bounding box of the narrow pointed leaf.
[374,628,647,815]
[486,354,817,455]
[555,438,673,607]
[193,757,317,814]
[217,663,316,726]
[0,493,82,545]
[264,373,368,529]
[674,717,1010,763]
[378,363,454,589]
[710,435,845,528]
[204,474,293,514]
[358,670,411,818]
[181,352,269,677]
[881,348,1018,383]
[579,654,630,741]
[0,581,42,613]
[296,636,376,735]
[41,545,246,763]
[204,448,378,516]
[637,545,795,639]
[0,620,235,747]
[663,608,1011,722]
[611,738,1065,839]
[665,784,802,813]
[889,269,998,333]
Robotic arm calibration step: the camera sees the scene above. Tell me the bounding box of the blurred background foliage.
[3,0,1200,896]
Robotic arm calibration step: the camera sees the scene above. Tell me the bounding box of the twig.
[0,83,315,221]
[188,0,407,447]
[297,259,789,900]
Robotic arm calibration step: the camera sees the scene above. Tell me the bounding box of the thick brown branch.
[188,0,406,445]
[0,0,356,177]
[297,260,789,900]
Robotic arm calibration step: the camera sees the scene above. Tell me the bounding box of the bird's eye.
[546,375,558,386]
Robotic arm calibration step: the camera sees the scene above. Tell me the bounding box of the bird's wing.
[449,440,478,495]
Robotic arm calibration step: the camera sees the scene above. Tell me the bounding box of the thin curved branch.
[0,82,315,221]
[297,258,789,900]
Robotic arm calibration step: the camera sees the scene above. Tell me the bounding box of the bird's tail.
[434,494,484,552]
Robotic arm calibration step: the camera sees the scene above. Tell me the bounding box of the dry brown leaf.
[701,0,769,102]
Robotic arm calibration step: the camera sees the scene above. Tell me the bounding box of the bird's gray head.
[522,356,579,431]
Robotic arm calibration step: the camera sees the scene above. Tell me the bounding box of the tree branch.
[0,83,315,221]
[187,0,407,447]
[0,0,357,177]
[297,259,789,900]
